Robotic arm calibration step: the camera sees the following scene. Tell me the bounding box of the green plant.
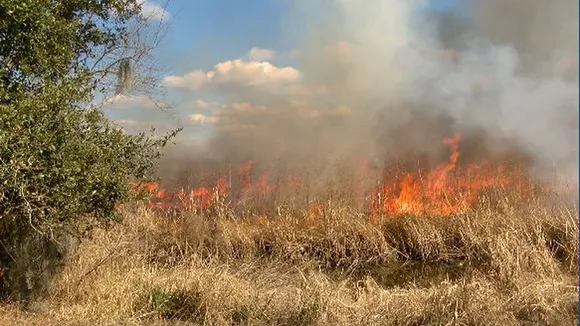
[0,0,179,302]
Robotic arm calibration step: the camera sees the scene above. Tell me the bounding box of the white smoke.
[285,0,578,183]
[163,0,578,192]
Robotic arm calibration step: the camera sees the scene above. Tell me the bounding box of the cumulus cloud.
[137,0,171,21]
[191,99,216,110]
[184,102,267,129]
[164,59,302,93]
[247,47,278,61]
[113,119,156,131]
[103,94,162,110]
[188,114,219,125]
[228,102,268,114]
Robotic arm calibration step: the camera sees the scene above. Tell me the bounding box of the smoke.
[165,0,578,190]
[437,0,579,182]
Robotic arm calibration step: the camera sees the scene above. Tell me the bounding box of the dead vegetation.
[0,196,577,325]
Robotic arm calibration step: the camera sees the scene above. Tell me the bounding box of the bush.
[0,0,178,302]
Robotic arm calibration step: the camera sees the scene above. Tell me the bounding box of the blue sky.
[156,0,458,71]
[105,0,461,138]
[156,0,294,72]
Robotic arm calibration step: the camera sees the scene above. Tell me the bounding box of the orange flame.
[369,132,537,218]
[134,132,545,219]
[239,160,253,198]
[308,202,323,225]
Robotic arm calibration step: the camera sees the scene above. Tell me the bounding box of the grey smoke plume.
[168,0,578,190]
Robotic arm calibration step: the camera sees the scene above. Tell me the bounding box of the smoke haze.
[162,0,578,190]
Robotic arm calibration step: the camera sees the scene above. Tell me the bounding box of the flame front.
[370,133,535,218]
[136,132,543,219]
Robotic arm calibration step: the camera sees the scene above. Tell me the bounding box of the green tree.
[0,0,178,302]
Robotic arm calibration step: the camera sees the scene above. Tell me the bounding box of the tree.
[0,0,178,302]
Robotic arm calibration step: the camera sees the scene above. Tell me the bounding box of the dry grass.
[0,197,577,325]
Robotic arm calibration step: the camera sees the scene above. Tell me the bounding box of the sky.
[102,0,577,184]
[154,0,457,70]
[104,0,461,140]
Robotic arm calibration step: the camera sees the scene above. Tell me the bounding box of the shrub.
[0,0,178,302]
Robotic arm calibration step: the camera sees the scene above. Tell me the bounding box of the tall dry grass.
[0,194,577,325]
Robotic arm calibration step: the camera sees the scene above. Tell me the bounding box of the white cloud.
[114,119,155,131]
[192,99,216,110]
[137,0,171,21]
[229,102,268,113]
[164,71,208,91]
[188,114,219,125]
[162,47,335,104]
[185,100,268,115]
[103,94,162,110]
[163,59,302,92]
[162,46,350,136]
[247,47,278,61]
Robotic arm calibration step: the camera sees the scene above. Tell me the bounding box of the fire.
[308,202,323,225]
[370,132,536,218]
[239,160,253,198]
[134,132,544,220]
